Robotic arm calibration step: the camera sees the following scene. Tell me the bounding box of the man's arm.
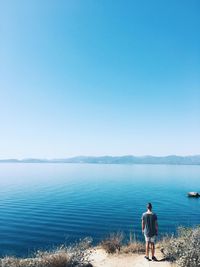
[142,219,145,233]
[155,220,158,235]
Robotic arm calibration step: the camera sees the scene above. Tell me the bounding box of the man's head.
[147,202,152,211]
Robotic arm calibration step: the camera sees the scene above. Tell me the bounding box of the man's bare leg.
[145,241,150,257]
[151,242,155,257]
[151,242,157,261]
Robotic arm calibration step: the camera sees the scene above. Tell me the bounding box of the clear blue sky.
[0,0,200,159]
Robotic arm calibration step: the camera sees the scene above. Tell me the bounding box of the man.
[141,203,158,261]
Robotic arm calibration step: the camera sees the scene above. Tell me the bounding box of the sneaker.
[144,256,151,261]
[152,256,158,261]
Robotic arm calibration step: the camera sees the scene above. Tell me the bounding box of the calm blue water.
[0,163,200,257]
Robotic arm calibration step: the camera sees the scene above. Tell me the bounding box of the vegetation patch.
[101,232,145,255]
[101,232,124,254]
[0,238,93,267]
[121,241,145,254]
[160,226,200,267]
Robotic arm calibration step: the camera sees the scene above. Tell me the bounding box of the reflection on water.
[0,163,200,257]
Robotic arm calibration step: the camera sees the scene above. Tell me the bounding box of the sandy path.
[89,248,176,267]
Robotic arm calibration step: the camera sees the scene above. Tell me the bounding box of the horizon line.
[0,154,200,161]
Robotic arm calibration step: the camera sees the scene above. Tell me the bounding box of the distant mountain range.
[0,155,200,165]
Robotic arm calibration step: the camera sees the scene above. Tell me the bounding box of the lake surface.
[0,163,200,257]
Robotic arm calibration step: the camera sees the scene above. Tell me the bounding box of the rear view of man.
[142,203,158,261]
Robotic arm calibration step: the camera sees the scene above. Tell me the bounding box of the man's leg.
[151,240,157,261]
[151,242,155,257]
[145,241,150,257]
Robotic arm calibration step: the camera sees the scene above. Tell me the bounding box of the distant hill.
[0,155,200,165]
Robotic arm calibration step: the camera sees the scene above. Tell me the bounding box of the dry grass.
[101,232,145,255]
[159,226,200,267]
[0,251,69,267]
[0,238,93,267]
[101,232,124,254]
[121,242,145,254]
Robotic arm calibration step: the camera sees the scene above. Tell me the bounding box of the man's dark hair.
[147,203,152,211]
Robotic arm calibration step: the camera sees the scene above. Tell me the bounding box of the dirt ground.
[88,248,177,267]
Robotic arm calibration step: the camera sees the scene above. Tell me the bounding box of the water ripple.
[0,163,200,257]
